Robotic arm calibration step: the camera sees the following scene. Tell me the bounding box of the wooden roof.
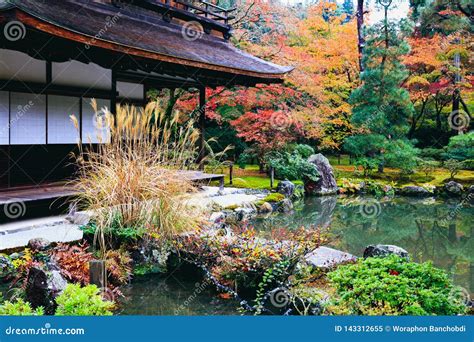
[0,0,293,87]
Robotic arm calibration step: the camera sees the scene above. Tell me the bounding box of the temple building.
[0,0,291,196]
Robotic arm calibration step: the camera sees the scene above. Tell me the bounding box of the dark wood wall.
[0,145,78,188]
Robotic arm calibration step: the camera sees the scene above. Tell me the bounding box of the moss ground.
[208,156,474,190]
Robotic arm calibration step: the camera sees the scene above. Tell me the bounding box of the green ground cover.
[209,156,473,189]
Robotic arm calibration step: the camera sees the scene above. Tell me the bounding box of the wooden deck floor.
[0,172,224,206]
[0,184,77,205]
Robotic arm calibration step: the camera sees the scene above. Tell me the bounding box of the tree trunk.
[356,0,365,72]
[408,99,427,139]
[378,162,384,173]
[452,88,461,133]
[165,88,177,118]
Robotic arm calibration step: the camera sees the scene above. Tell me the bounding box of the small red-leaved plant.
[51,243,93,285]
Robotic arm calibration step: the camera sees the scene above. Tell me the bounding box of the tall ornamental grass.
[70,100,202,253]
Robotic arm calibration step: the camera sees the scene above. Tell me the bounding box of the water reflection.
[254,195,474,295]
[118,273,240,315]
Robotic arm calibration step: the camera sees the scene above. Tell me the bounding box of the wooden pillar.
[111,69,117,115]
[45,61,52,144]
[198,87,206,170]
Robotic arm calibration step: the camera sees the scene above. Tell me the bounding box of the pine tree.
[344,3,418,174]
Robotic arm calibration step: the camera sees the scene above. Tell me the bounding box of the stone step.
[0,216,83,251]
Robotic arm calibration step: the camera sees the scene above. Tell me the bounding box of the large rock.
[258,202,273,214]
[209,211,226,224]
[304,154,338,196]
[363,244,409,260]
[27,238,51,251]
[276,180,295,198]
[444,181,464,196]
[399,186,432,197]
[234,207,257,221]
[305,246,357,269]
[26,265,67,314]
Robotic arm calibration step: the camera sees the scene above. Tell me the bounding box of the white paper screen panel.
[81,98,111,143]
[117,81,144,100]
[0,91,9,145]
[52,61,112,90]
[0,49,46,83]
[10,93,46,145]
[47,95,80,144]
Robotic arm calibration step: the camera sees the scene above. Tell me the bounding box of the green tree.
[415,0,473,36]
[443,132,474,162]
[345,3,417,174]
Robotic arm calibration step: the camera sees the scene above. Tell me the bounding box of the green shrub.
[353,157,379,177]
[463,159,474,170]
[237,150,257,169]
[443,159,465,180]
[418,159,439,178]
[293,144,315,158]
[0,298,44,316]
[419,148,445,161]
[384,140,419,175]
[81,221,146,247]
[443,132,474,165]
[327,256,467,315]
[55,284,114,316]
[266,145,319,181]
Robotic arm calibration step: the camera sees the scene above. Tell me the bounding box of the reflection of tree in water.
[253,196,474,294]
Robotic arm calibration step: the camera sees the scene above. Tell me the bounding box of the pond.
[118,195,473,315]
[117,272,241,315]
[254,195,474,296]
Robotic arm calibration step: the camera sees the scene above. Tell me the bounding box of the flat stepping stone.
[0,216,83,250]
[305,246,357,269]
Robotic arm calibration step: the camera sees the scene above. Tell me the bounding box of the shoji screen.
[10,92,46,145]
[47,95,80,144]
[81,98,111,143]
[0,91,9,145]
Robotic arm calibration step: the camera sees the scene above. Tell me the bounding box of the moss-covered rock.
[262,193,285,203]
